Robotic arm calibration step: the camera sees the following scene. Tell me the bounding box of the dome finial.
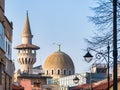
[58,44,61,52]
[53,42,61,52]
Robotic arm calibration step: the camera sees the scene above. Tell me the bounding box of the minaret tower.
[15,12,40,74]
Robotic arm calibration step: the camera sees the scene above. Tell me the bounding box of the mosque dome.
[43,47,75,79]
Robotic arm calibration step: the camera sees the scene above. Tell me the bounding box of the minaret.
[15,12,40,74]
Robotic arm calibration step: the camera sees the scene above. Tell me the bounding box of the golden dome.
[43,51,75,79]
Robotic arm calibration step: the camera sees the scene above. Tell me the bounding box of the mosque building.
[13,12,75,90]
[12,11,111,90]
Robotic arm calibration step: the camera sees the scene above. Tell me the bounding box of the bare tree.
[86,0,120,49]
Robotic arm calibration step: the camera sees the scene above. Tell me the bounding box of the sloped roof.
[15,44,40,50]
[22,11,33,37]
[12,84,24,90]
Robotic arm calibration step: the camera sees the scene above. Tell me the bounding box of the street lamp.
[84,43,110,90]
[73,70,93,90]
[84,51,93,63]
[73,76,79,84]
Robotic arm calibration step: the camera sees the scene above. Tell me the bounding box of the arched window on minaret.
[32,50,34,53]
[26,49,28,53]
[25,58,27,64]
[69,70,71,75]
[31,58,33,64]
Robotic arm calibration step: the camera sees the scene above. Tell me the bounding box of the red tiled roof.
[72,77,120,90]
[72,83,96,90]
[12,84,24,90]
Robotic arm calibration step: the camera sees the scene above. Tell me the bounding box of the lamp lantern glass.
[84,51,93,63]
[73,76,79,84]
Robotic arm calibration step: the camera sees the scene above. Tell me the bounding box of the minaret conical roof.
[15,11,40,50]
[22,11,33,37]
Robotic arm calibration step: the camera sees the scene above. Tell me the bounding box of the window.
[46,70,48,75]
[6,41,7,52]
[64,70,66,75]
[8,44,10,55]
[69,70,71,75]
[0,23,5,51]
[51,70,54,75]
[25,58,27,64]
[58,69,60,75]
[31,58,34,64]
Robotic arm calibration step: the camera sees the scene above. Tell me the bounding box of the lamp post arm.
[87,47,114,60]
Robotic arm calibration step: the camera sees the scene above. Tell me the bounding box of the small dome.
[43,51,75,79]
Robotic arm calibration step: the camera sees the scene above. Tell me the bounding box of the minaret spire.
[22,11,33,44]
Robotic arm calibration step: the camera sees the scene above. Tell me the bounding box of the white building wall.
[59,73,87,87]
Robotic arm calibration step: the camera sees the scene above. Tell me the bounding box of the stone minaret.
[15,12,40,74]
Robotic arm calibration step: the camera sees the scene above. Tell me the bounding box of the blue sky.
[5,0,97,73]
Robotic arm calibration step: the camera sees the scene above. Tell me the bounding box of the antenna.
[26,10,28,16]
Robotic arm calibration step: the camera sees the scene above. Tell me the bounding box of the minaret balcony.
[18,53,36,57]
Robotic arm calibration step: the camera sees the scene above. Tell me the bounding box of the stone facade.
[0,0,14,90]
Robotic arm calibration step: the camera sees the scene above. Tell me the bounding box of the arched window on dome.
[51,69,54,75]
[46,70,48,75]
[64,69,66,75]
[58,69,60,75]
[69,70,71,75]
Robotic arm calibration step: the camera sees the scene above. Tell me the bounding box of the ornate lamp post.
[83,52,93,90]
[84,43,110,90]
